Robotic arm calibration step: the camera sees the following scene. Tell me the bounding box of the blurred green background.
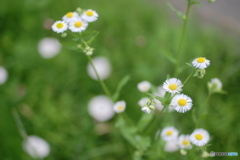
[0,0,239,159]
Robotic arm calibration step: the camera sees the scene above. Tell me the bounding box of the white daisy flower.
[163,78,183,94]
[138,97,149,107]
[170,94,193,113]
[161,126,179,141]
[141,107,151,114]
[88,95,114,122]
[22,135,50,159]
[62,12,78,23]
[190,128,210,146]
[0,66,8,85]
[69,18,88,33]
[178,135,192,149]
[38,37,61,59]
[192,57,210,69]
[113,101,126,113]
[87,56,111,80]
[81,9,99,22]
[137,81,151,92]
[52,21,68,33]
[208,78,222,92]
[164,139,179,152]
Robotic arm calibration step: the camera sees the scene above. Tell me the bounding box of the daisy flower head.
[113,101,126,113]
[178,135,192,149]
[192,57,210,69]
[163,78,183,94]
[38,37,61,59]
[190,128,210,146]
[81,9,98,22]
[22,135,50,159]
[69,18,88,33]
[208,78,222,93]
[161,126,179,141]
[170,94,193,113]
[62,12,79,23]
[137,81,151,92]
[52,21,68,33]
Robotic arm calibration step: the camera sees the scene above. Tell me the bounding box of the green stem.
[87,55,112,99]
[196,93,211,128]
[183,69,195,85]
[12,108,28,139]
[174,1,191,76]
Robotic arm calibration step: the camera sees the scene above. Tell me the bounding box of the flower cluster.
[161,127,210,153]
[52,9,98,33]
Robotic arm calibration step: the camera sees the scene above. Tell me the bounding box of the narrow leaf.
[112,75,130,101]
[162,49,176,64]
[167,2,186,20]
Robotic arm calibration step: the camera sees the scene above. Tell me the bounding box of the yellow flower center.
[66,12,74,18]
[86,10,94,16]
[56,23,64,29]
[74,21,82,28]
[166,131,173,136]
[178,99,187,106]
[195,134,203,140]
[118,105,124,110]
[169,84,177,90]
[182,140,189,145]
[197,57,206,63]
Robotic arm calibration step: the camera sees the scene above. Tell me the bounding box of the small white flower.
[164,139,179,152]
[154,85,166,97]
[178,135,192,149]
[163,78,183,94]
[69,18,88,33]
[0,66,8,84]
[138,97,149,107]
[190,128,210,146]
[62,12,79,23]
[22,136,50,159]
[141,107,151,114]
[81,9,98,22]
[208,78,222,92]
[170,94,193,113]
[153,98,164,111]
[137,81,151,92]
[161,126,179,141]
[192,57,210,69]
[87,56,111,80]
[38,37,61,59]
[52,21,68,33]
[88,95,114,122]
[113,101,126,113]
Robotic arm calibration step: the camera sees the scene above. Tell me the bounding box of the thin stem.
[87,55,112,99]
[12,108,28,139]
[174,1,191,76]
[196,93,211,128]
[183,69,195,85]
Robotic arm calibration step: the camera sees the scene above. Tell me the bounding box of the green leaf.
[87,31,100,44]
[190,1,202,6]
[167,2,186,20]
[137,113,154,133]
[162,49,176,64]
[112,75,130,101]
[192,108,197,124]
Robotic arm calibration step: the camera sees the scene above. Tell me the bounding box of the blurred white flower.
[190,128,210,146]
[0,66,8,84]
[62,12,79,23]
[81,9,98,22]
[113,100,126,113]
[87,56,111,80]
[22,135,50,159]
[178,135,192,149]
[138,97,149,107]
[69,18,88,33]
[154,85,166,97]
[164,139,179,152]
[208,78,223,93]
[137,81,151,92]
[38,37,61,59]
[153,98,164,111]
[88,95,115,122]
[141,107,151,114]
[161,126,179,141]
